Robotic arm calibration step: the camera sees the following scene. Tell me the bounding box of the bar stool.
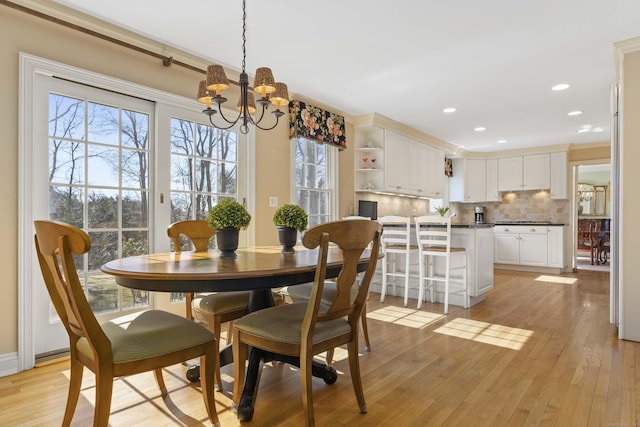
[414,215,467,314]
[378,215,418,306]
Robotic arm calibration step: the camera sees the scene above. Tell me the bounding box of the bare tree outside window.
[48,93,151,314]
[295,138,331,227]
[169,118,239,302]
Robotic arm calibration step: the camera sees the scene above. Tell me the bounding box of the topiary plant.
[272,204,308,232]
[207,198,251,230]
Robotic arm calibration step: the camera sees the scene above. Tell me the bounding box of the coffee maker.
[474,206,486,224]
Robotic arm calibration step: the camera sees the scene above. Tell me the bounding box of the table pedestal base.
[236,348,337,422]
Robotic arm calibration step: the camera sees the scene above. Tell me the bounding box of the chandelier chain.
[241,0,246,73]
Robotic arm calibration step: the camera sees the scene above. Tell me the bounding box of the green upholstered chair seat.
[193,291,250,315]
[285,282,357,307]
[233,302,351,345]
[77,310,215,364]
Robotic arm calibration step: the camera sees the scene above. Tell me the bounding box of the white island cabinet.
[370,225,494,308]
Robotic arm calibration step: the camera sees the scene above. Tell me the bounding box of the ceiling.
[50,0,640,153]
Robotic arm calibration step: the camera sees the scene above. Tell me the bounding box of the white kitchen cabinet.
[550,152,568,199]
[449,158,486,202]
[423,145,445,198]
[494,225,548,267]
[498,154,550,191]
[485,158,499,201]
[497,156,522,191]
[494,231,520,264]
[547,226,566,268]
[436,227,494,302]
[523,154,550,190]
[384,130,445,197]
[384,130,411,193]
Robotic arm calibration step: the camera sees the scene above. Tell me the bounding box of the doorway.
[575,163,611,272]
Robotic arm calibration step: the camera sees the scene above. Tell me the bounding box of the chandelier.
[196,0,289,134]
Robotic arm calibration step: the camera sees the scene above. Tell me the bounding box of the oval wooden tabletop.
[101,246,373,293]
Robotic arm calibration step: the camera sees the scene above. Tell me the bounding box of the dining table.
[101,245,375,421]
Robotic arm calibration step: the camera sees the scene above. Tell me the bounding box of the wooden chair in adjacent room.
[378,215,419,306]
[231,219,382,427]
[414,215,467,314]
[167,219,250,391]
[33,220,219,427]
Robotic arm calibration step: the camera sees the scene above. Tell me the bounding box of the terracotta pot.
[277,226,298,253]
[215,227,240,259]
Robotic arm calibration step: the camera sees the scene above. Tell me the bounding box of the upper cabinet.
[485,158,500,201]
[498,154,550,191]
[384,130,411,193]
[449,158,486,202]
[385,130,445,197]
[549,151,568,199]
[355,126,446,198]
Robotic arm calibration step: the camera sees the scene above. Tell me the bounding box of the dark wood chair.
[232,219,382,427]
[167,220,249,390]
[34,220,219,427]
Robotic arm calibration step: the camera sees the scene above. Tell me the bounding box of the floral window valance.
[289,100,347,150]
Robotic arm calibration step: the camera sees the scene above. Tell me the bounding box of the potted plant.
[272,204,308,253]
[207,198,251,258]
[435,206,450,217]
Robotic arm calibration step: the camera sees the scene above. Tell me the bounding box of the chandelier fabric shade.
[289,100,347,150]
[196,0,288,134]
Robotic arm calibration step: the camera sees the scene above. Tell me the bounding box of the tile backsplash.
[451,190,570,224]
[357,190,570,224]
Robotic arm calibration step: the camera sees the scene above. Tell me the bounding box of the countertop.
[385,222,565,228]
[492,222,565,226]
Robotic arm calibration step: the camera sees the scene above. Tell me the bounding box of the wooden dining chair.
[232,219,382,427]
[33,220,219,427]
[167,219,250,390]
[286,215,373,365]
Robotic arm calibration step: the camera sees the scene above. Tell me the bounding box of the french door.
[32,74,154,356]
[21,54,252,368]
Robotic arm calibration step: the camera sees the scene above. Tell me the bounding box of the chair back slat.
[301,220,382,337]
[415,215,453,253]
[378,215,411,250]
[34,221,109,360]
[167,220,214,253]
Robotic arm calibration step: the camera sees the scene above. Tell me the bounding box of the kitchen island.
[370,223,494,309]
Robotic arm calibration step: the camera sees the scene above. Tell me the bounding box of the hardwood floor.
[1,269,636,426]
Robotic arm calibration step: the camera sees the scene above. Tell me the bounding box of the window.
[168,117,240,302]
[293,138,337,226]
[169,118,239,222]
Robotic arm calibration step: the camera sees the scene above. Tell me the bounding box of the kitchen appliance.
[474,206,486,224]
[358,200,377,220]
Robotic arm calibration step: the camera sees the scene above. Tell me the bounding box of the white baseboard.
[0,352,19,378]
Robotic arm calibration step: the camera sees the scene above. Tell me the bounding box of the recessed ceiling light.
[443,107,457,113]
[552,83,570,91]
[497,139,507,143]
[568,110,583,116]
[474,127,486,132]
[592,127,604,133]
[577,128,591,133]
